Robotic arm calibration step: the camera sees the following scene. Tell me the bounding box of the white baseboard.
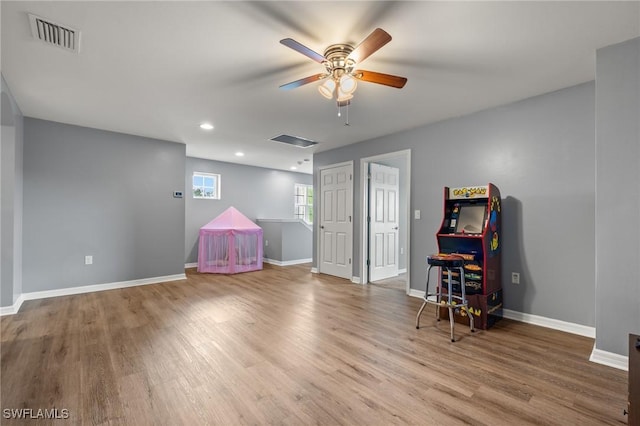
[589,346,628,371]
[398,268,407,274]
[408,289,425,299]
[184,262,198,269]
[502,309,595,338]
[1,273,187,315]
[263,258,312,267]
[310,267,318,274]
[351,276,361,284]
[0,294,25,316]
[408,290,597,339]
[409,290,623,370]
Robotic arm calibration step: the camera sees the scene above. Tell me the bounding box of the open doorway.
[359,150,411,293]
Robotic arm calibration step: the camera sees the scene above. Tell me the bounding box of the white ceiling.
[2,1,639,174]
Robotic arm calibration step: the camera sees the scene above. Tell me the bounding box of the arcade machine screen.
[455,204,486,234]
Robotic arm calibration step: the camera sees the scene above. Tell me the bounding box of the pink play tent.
[197,207,263,274]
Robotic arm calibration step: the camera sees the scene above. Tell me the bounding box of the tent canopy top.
[199,206,260,231]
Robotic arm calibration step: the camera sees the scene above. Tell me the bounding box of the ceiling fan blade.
[279,73,327,90]
[280,38,326,63]
[347,28,392,64]
[353,70,407,88]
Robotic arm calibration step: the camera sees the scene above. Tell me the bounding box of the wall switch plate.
[85,255,93,265]
[414,210,421,219]
[511,272,520,284]
[265,240,268,246]
[400,247,404,255]
[173,191,183,198]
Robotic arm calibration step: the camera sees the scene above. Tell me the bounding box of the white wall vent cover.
[28,13,80,53]
[270,134,318,148]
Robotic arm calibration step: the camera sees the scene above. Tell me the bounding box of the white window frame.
[295,183,313,224]
[193,172,221,200]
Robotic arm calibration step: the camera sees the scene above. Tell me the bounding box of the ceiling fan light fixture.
[280,28,406,121]
[318,79,336,99]
[339,75,357,95]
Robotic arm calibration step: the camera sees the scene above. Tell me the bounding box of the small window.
[193,172,221,199]
[295,184,313,224]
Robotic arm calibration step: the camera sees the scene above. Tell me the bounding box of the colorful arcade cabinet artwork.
[435,184,503,329]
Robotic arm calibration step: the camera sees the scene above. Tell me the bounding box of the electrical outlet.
[85,255,93,265]
[265,240,268,247]
[414,210,421,219]
[511,272,520,284]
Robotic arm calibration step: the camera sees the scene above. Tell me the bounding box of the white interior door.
[369,163,399,281]
[319,163,353,280]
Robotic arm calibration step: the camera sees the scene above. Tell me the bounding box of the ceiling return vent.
[270,134,318,148]
[28,13,80,53]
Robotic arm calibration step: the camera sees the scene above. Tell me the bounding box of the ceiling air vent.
[28,13,80,53]
[270,134,318,148]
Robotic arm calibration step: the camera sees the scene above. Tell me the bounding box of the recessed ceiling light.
[200,123,214,130]
[290,166,297,170]
[235,152,245,157]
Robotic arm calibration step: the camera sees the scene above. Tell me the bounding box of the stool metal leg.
[415,301,427,329]
[446,268,456,342]
[416,265,434,329]
[432,265,441,322]
[435,265,441,322]
[449,305,455,342]
[459,266,475,333]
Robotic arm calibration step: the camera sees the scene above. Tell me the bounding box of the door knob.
[320,225,325,229]
[393,226,399,230]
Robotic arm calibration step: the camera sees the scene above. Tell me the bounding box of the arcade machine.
[435,183,502,329]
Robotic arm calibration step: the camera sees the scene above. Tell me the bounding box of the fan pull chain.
[345,102,349,126]
[337,103,350,125]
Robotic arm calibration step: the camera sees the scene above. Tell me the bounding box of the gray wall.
[1,74,24,307]
[282,222,312,262]
[257,220,312,262]
[258,221,284,261]
[23,118,185,292]
[185,157,312,264]
[314,82,596,327]
[595,37,640,355]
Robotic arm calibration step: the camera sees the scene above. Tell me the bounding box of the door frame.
[359,150,411,293]
[317,161,354,280]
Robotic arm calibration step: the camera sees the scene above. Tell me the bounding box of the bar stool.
[416,254,475,342]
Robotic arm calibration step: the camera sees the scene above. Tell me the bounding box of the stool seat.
[416,253,475,342]
[427,254,465,268]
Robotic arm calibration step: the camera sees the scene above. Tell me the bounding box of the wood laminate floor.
[0,264,628,425]
[370,274,407,291]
